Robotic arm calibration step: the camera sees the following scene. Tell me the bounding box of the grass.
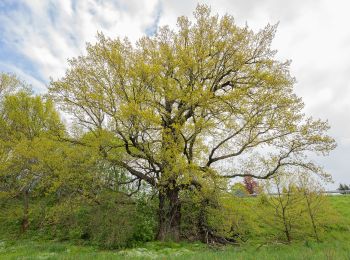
[1,195,349,259]
[331,195,350,220]
[1,239,349,259]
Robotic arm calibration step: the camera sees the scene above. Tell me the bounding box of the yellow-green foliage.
[0,91,65,202]
[48,4,335,202]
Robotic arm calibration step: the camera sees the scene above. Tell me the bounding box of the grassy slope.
[0,196,349,260]
[332,195,350,219]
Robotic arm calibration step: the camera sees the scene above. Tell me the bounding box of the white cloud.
[0,0,160,81]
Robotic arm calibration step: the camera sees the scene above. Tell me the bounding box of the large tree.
[49,5,335,241]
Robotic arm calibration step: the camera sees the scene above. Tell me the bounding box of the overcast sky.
[0,0,349,188]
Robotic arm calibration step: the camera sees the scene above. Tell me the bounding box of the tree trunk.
[157,192,167,241]
[281,209,291,243]
[21,190,29,233]
[156,188,181,241]
[198,198,209,243]
[304,192,320,242]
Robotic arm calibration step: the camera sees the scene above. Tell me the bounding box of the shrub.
[0,192,158,249]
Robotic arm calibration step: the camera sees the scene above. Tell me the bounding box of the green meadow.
[1,195,349,260]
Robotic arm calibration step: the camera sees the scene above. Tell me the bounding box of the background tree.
[258,173,337,243]
[0,91,64,232]
[49,5,335,241]
[258,175,303,243]
[0,72,25,185]
[0,72,29,99]
[337,183,350,194]
[230,182,249,197]
[297,174,330,242]
[243,176,259,195]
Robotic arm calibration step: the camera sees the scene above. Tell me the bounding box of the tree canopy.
[0,89,64,231]
[49,5,336,240]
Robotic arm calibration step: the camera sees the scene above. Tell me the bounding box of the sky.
[0,0,349,188]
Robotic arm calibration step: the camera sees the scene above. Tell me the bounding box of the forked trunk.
[156,188,181,241]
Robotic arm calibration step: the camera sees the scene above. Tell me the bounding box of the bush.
[42,193,157,248]
[180,189,260,243]
[0,191,158,249]
[128,195,157,245]
[86,193,136,248]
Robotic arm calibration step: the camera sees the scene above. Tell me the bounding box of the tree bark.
[168,188,181,241]
[281,208,291,243]
[198,198,209,243]
[156,188,181,241]
[21,189,29,233]
[157,192,167,241]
